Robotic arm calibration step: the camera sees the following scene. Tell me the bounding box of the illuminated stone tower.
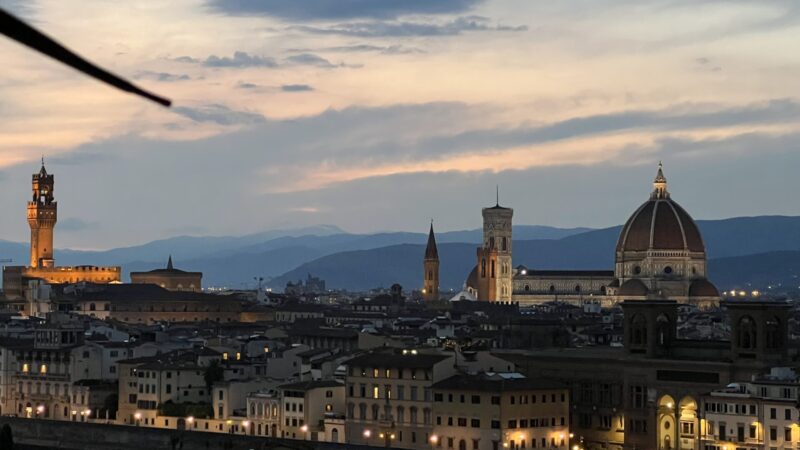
[422,222,439,301]
[476,189,513,302]
[27,162,57,268]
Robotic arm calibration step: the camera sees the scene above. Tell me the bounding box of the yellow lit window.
[223,352,228,361]
[236,352,241,361]
[373,386,379,399]
[373,368,379,378]
[385,369,391,378]
[263,346,270,353]
[325,404,333,412]
[40,364,47,374]
[22,363,29,373]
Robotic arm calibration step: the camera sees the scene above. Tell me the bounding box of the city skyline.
[2,0,800,249]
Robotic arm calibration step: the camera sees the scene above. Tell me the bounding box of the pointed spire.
[496,185,500,207]
[38,155,48,176]
[166,255,174,270]
[651,161,669,199]
[425,221,438,260]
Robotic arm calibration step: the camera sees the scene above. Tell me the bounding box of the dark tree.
[203,360,224,392]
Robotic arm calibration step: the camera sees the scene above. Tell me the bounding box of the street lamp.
[363,429,372,438]
[430,435,439,445]
[134,412,142,426]
[36,405,44,417]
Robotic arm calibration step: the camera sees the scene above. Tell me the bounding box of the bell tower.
[27,161,57,268]
[423,222,440,301]
[476,188,513,302]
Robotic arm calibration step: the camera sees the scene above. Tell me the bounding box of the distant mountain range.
[2,217,800,293]
[270,216,800,293]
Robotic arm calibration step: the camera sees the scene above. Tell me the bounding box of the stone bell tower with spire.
[28,160,57,268]
[422,222,440,301]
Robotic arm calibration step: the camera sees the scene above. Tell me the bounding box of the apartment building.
[701,368,800,450]
[344,349,458,449]
[431,373,570,450]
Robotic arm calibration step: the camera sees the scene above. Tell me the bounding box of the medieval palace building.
[2,163,121,312]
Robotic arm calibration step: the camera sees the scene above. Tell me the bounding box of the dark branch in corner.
[0,7,171,107]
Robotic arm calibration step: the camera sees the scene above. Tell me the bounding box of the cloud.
[284,53,338,68]
[290,16,527,37]
[202,51,278,68]
[236,81,261,89]
[134,71,191,82]
[171,56,200,63]
[172,104,266,125]
[172,51,356,69]
[58,218,99,232]
[281,84,313,92]
[289,44,426,55]
[0,0,37,19]
[205,0,482,21]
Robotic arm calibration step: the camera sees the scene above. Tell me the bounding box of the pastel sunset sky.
[1,0,799,249]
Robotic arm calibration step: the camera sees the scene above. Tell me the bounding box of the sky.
[1,0,799,250]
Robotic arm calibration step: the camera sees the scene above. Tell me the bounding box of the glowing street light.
[363,429,372,438]
[300,424,309,432]
[430,435,439,444]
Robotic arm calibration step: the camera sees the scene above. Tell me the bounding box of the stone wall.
[0,417,380,450]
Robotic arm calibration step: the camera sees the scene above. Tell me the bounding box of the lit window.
[373,386,379,399]
[385,369,391,378]
[236,352,241,361]
[325,404,333,412]
[22,363,29,373]
[223,353,228,361]
[40,365,47,374]
[373,369,379,378]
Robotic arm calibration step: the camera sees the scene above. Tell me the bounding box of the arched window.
[549,285,555,293]
[524,284,530,292]
[502,237,507,251]
[738,316,756,350]
[371,404,379,420]
[358,403,366,419]
[574,285,581,293]
[656,314,670,346]
[766,317,782,349]
[630,314,647,347]
[481,259,486,277]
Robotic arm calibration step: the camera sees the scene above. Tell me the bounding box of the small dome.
[466,266,478,290]
[688,279,719,297]
[616,164,705,253]
[618,279,649,296]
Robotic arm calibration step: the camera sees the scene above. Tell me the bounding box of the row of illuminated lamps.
[25,405,92,417]
[722,290,760,297]
[132,413,310,433]
[360,430,573,446]
[21,363,49,374]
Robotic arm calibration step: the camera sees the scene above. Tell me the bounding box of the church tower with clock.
[476,192,513,302]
